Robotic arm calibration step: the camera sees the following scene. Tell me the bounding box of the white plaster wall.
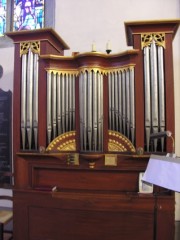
[0,0,179,219]
[0,47,14,92]
[55,0,180,55]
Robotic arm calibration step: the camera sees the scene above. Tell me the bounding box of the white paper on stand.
[142,154,180,192]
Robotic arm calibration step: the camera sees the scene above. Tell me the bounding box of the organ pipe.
[33,53,39,150]
[158,46,165,151]
[26,50,33,149]
[150,40,159,151]
[21,54,27,150]
[144,46,151,152]
[129,67,135,145]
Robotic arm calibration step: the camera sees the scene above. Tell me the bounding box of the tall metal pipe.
[21,54,27,150]
[83,71,88,151]
[72,74,76,130]
[65,74,69,132]
[79,72,84,151]
[52,72,57,139]
[129,67,135,145]
[57,73,62,135]
[114,72,119,131]
[158,46,165,151]
[126,69,130,138]
[150,40,159,151]
[32,53,39,149]
[108,73,112,130]
[144,46,151,151]
[26,50,33,149]
[47,71,52,144]
[93,71,98,151]
[111,72,115,131]
[122,71,126,135]
[87,71,93,150]
[118,71,122,133]
[98,73,103,151]
[61,74,65,133]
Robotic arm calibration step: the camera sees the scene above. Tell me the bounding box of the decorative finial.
[106,40,112,54]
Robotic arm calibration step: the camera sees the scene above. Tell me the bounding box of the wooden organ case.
[7,19,180,240]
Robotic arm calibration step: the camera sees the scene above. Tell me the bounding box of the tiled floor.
[175,221,180,240]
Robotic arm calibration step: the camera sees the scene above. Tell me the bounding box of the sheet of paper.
[142,155,180,192]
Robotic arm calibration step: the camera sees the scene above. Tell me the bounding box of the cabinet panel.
[29,207,154,240]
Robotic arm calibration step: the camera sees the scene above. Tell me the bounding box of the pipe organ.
[15,34,173,154]
[7,20,180,240]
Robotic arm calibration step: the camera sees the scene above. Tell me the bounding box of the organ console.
[6,19,180,240]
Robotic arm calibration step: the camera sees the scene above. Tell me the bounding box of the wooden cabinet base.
[13,190,174,240]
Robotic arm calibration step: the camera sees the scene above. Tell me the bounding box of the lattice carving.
[141,33,165,49]
[20,41,40,56]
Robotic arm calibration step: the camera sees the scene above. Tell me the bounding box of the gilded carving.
[46,69,79,76]
[20,41,40,56]
[141,33,165,49]
[46,65,135,76]
[46,131,76,152]
[108,140,128,152]
[108,130,136,152]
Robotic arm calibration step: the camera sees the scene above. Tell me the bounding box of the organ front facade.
[7,19,180,240]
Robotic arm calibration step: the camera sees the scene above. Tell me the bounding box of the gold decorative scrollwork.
[20,41,40,56]
[141,33,165,49]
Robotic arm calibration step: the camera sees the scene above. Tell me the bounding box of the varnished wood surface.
[12,153,175,240]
